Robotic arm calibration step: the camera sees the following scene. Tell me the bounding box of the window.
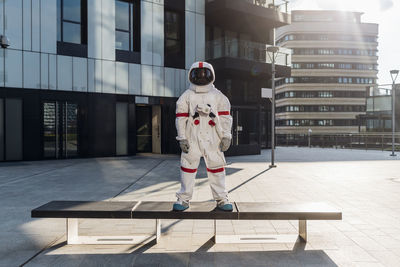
[165,11,181,60]
[115,0,140,63]
[57,0,87,57]
[292,63,300,69]
[164,6,185,69]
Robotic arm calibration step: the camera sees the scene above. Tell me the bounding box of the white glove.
[219,137,231,152]
[179,140,190,153]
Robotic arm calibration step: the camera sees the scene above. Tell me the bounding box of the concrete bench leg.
[67,218,79,244]
[299,220,307,242]
[66,218,157,245]
[156,219,161,243]
[214,219,307,244]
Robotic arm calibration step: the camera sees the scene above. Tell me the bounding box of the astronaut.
[173,61,233,212]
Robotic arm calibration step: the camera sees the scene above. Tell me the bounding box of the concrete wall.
[0,0,205,97]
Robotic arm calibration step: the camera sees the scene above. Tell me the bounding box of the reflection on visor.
[189,68,214,86]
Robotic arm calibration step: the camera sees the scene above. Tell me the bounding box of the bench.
[31,201,342,245]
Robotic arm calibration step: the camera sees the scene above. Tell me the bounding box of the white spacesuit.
[173,61,233,211]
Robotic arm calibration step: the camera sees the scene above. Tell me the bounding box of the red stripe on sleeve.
[207,167,225,173]
[176,113,189,117]
[218,111,230,116]
[181,166,197,173]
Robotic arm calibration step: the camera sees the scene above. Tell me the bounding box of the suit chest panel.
[189,92,218,113]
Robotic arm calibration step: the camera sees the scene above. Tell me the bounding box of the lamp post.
[308,128,312,148]
[390,69,399,156]
[267,45,279,168]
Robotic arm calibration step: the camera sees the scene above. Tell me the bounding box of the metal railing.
[245,0,289,12]
[207,0,289,13]
[206,38,291,67]
[276,133,400,151]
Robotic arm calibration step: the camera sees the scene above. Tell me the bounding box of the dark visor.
[189,68,214,86]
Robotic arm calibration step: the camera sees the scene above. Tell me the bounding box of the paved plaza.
[1,147,400,266]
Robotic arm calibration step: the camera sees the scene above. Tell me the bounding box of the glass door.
[64,103,78,157]
[43,102,58,158]
[43,101,78,158]
[231,107,260,146]
[136,105,152,153]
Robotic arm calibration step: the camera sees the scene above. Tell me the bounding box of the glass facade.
[116,102,129,156]
[277,105,365,113]
[43,102,57,158]
[43,102,78,159]
[366,96,391,112]
[276,91,365,99]
[292,13,359,23]
[206,36,291,67]
[165,10,182,55]
[276,119,358,127]
[205,26,291,67]
[0,99,3,161]
[277,33,377,45]
[136,106,152,153]
[5,99,23,161]
[232,108,259,146]
[292,62,377,70]
[164,7,185,69]
[115,0,135,51]
[284,77,375,84]
[57,0,84,44]
[293,48,377,56]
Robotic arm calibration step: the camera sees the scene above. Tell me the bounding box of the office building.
[275,10,378,138]
[0,0,290,161]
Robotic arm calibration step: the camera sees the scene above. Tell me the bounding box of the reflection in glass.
[116,31,130,51]
[116,103,128,156]
[115,0,135,52]
[63,0,81,22]
[43,102,78,158]
[116,1,130,31]
[165,10,181,55]
[166,39,179,54]
[43,102,57,158]
[57,0,61,41]
[136,106,152,153]
[63,22,81,44]
[165,12,179,39]
[65,103,78,157]
[57,0,83,44]
[232,108,259,146]
[0,99,3,161]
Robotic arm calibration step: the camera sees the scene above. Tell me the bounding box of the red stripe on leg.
[199,62,203,68]
[207,167,225,173]
[181,166,197,173]
[218,111,230,116]
[176,113,189,117]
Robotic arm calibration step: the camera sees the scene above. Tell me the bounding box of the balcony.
[206,0,291,42]
[206,38,292,77]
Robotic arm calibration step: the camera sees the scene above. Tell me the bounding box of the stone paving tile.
[367,250,400,267]
[1,147,400,266]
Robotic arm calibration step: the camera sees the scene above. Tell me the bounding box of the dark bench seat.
[31,201,138,219]
[31,200,341,244]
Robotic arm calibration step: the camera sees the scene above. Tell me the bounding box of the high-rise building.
[0,0,290,161]
[362,85,400,132]
[275,10,378,138]
[205,0,291,155]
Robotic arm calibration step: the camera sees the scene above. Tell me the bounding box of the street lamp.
[390,69,399,156]
[308,128,312,148]
[267,45,279,168]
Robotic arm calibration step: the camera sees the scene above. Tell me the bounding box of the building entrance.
[136,105,162,153]
[43,102,78,159]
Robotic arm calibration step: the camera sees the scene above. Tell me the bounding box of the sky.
[288,0,400,86]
